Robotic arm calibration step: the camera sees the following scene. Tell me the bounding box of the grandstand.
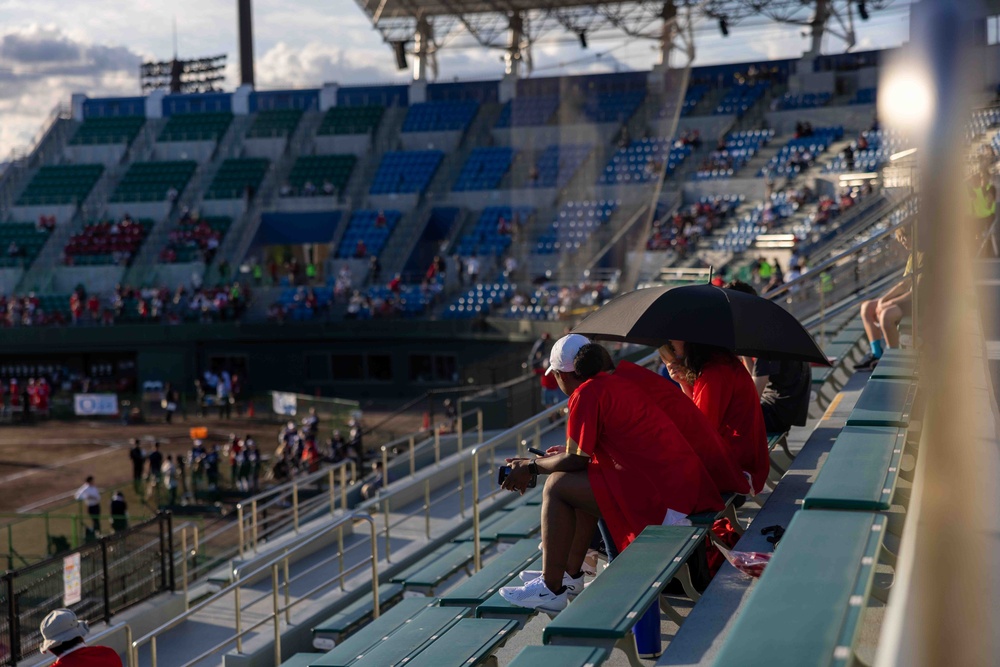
[0,1,997,666]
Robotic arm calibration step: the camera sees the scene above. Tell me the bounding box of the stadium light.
[719,17,729,37]
[879,56,935,136]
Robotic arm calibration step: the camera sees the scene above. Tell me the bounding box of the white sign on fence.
[272,391,297,416]
[63,553,82,606]
[74,393,119,416]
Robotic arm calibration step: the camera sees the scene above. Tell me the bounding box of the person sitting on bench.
[498,335,724,612]
[853,226,919,371]
[725,280,811,434]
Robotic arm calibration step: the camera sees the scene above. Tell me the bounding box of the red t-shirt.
[613,361,751,495]
[691,354,769,494]
[52,645,123,666]
[566,373,724,552]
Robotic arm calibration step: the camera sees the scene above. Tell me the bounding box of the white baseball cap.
[545,334,590,375]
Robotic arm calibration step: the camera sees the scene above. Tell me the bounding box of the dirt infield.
[0,408,423,517]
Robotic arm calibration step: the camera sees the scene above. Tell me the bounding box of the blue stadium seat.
[530,145,593,188]
[453,148,516,191]
[495,96,560,127]
[336,210,402,258]
[599,138,692,184]
[534,200,618,255]
[369,151,444,195]
[402,101,479,132]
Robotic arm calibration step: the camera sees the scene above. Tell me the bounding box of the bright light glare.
[878,60,936,135]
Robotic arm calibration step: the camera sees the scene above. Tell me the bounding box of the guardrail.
[131,512,379,667]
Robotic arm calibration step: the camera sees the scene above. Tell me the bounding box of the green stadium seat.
[158,112,233,142]
[69,116,145,146]
[543,526,707,662]
[16,165,104,206]
[504,485,543,508]
[481,504,542,542]
[803,426,906,511]
[507,646,609,667]
[204,158,269,200]
[402,618,519,667]
[439,539,542,608]
[390,542,477,593]
[109,161,196,203]
[474,553,542,628]
[845,378,916,427]
[0,222,52,268]
[311,583,405,647]
[317,106,383,135]
[247,109,304,138]
[311,603,467,667]
[870,349,918,381]
[286,155,357,194]
[711,511,887,667]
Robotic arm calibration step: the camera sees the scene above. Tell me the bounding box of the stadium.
[0,0,997,665]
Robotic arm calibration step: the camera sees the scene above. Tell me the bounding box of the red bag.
[706,518,741,576]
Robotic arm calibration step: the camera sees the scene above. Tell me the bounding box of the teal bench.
[474,553,543,628]
[689,493,743,539]
[390,542,477,594]
[483,504,542,542]
[441,540,542,607]
[440,539,542,607]
[507,646,609,667]
[543,526,706,663]
[803,426,906,512]
[845,378,916,427]
[712,510,887,667]
[311,603,467,667]
[403,618,519,667]
[870,349,918,380]
[504,485,543,508]
[312,583,406,648]
[453,510,508,542]
[280,654,324,667]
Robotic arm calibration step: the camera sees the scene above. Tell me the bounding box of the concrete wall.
[683,177,767,203]
[314,134,372,157]
[53,265,126,293]
[64,144,126,167]
[271,196,348,214]
[399,129,462,153]
[491,122,615,150]
[445,187,556,210]
[10,204,76,225]
[153,140,217,162]
[0,268,23,294]
[106,201,170,220]
[150,261,205,290]
[200,199,247,218]
[765,105,876,135]
[242,137,287,160]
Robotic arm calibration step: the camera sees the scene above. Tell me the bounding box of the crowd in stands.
[279,180,338,197]
[648,196,740,255]
[64,282,251,326]
[759,123,844,178]
[159,210,225,264]
[63,214,151,266]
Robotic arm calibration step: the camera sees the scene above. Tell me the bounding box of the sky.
[0,0,912,156]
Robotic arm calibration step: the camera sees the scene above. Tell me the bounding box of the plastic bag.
[714,539,773,578]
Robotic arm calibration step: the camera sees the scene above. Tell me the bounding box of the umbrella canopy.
[572,284,830,365]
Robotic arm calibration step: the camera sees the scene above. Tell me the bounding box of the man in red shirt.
[500,335,723,612]
[39,609,122,666]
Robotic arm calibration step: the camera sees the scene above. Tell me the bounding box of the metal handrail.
[765,198,918,301]
[131,512,378,667]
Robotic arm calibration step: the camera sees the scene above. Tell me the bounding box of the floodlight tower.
[238,0,255,87]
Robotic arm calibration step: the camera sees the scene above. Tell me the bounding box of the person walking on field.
[128,439,144,494]
[74,476,101,536]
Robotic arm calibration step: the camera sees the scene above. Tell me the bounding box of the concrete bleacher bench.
[543,526,706,665]
[310,600,465,666]
[311,582,406,648]
[390,542,478,594]
[440,539,542,608]
[712,510,887,667]
[803,426,906,512]
[507,645,609,667]
[453,503,541,543]
[845,378,917,428]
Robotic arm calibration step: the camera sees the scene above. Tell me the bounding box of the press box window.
[331,354,363,380]
[305,354,330,381]
[367,354,392,381]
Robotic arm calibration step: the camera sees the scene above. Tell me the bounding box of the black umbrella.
[572,284,830,365]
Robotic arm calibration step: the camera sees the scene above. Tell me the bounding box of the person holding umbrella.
[658,341,768,495]
[498,335,724,612]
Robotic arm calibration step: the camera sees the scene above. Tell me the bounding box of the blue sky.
[0,0,910,155]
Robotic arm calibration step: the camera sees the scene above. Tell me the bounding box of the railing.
[131,512,379,667]
[0,511,157,569]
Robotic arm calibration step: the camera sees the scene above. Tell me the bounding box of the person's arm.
[501,452,588,493]
[878,278,911,305]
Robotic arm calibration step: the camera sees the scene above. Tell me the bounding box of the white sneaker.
[499,576,569,612]
[517,570,585,597]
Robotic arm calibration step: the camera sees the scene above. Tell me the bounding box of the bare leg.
[541,471,600,592]
[880,304,904,348]
[860,299,881,343]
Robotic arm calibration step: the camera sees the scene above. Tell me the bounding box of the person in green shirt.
[252,262,263,286]
[306,263,317,284]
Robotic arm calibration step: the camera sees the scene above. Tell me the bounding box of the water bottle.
[632,603,662,658]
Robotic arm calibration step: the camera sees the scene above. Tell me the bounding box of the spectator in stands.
[725,281,812,434]
[303,180,316,196]
[39,608,123,667]
[322,179,335,196]
[466,256,480,284]
[375,210,387,228]
[499,337,724,612]
[354,239,367,259]
[360,461,384,500]
[659,340,769,494]
[853,226,918,370]
[970,169,997,256]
